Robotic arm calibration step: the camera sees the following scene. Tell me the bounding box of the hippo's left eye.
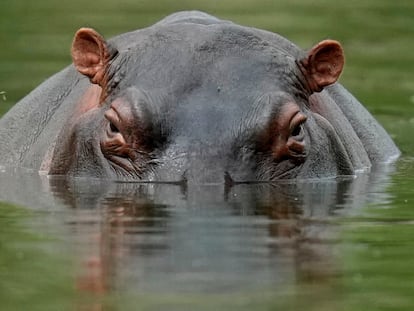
[290,112,307,141]
[291,123,303,137]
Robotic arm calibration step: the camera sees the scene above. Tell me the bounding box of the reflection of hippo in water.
[0,164,394,295]
[0,11,399,182]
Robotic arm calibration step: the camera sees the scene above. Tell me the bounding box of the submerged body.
[0,11,399,183]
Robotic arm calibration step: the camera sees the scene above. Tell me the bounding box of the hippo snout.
[147,148,250,185]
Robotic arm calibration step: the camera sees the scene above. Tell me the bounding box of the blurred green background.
[0,1,414,310]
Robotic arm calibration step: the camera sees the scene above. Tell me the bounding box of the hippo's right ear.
[299,40,345,93]
[71,28,118,87]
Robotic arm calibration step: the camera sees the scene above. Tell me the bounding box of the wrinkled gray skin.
[0,11,400,183]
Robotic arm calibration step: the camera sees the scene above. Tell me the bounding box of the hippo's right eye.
[104,107,123,138]
[265,101,308,163]
[109,121,120,134]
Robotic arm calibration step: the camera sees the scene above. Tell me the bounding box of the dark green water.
[0,1,413,310]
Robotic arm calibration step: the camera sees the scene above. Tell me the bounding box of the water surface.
[0,162,409,310]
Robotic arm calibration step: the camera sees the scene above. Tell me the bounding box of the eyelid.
[104,107,125,142]
[104,107,121,128]
[290,111,307,134]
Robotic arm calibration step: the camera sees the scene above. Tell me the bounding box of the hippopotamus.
[0,11,400,183]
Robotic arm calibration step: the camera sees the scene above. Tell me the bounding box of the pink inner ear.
[86,53,100,65]
[73,52,101,74]
[300,40,345,93]
[71,28,111,85]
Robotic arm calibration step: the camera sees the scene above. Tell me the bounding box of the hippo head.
[49,14,353,183]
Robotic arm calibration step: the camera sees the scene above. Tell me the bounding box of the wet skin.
[0,11,400,183]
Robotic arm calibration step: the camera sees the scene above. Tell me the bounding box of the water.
[0,163,410,310]
[1,1,414,310]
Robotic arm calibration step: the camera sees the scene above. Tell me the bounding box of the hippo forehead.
[105,22,308,141]
[113,12,301,57]
[110,21,305,94]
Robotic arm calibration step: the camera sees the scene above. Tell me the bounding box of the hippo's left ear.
[299,40,344,93]
[71,28,118,87]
